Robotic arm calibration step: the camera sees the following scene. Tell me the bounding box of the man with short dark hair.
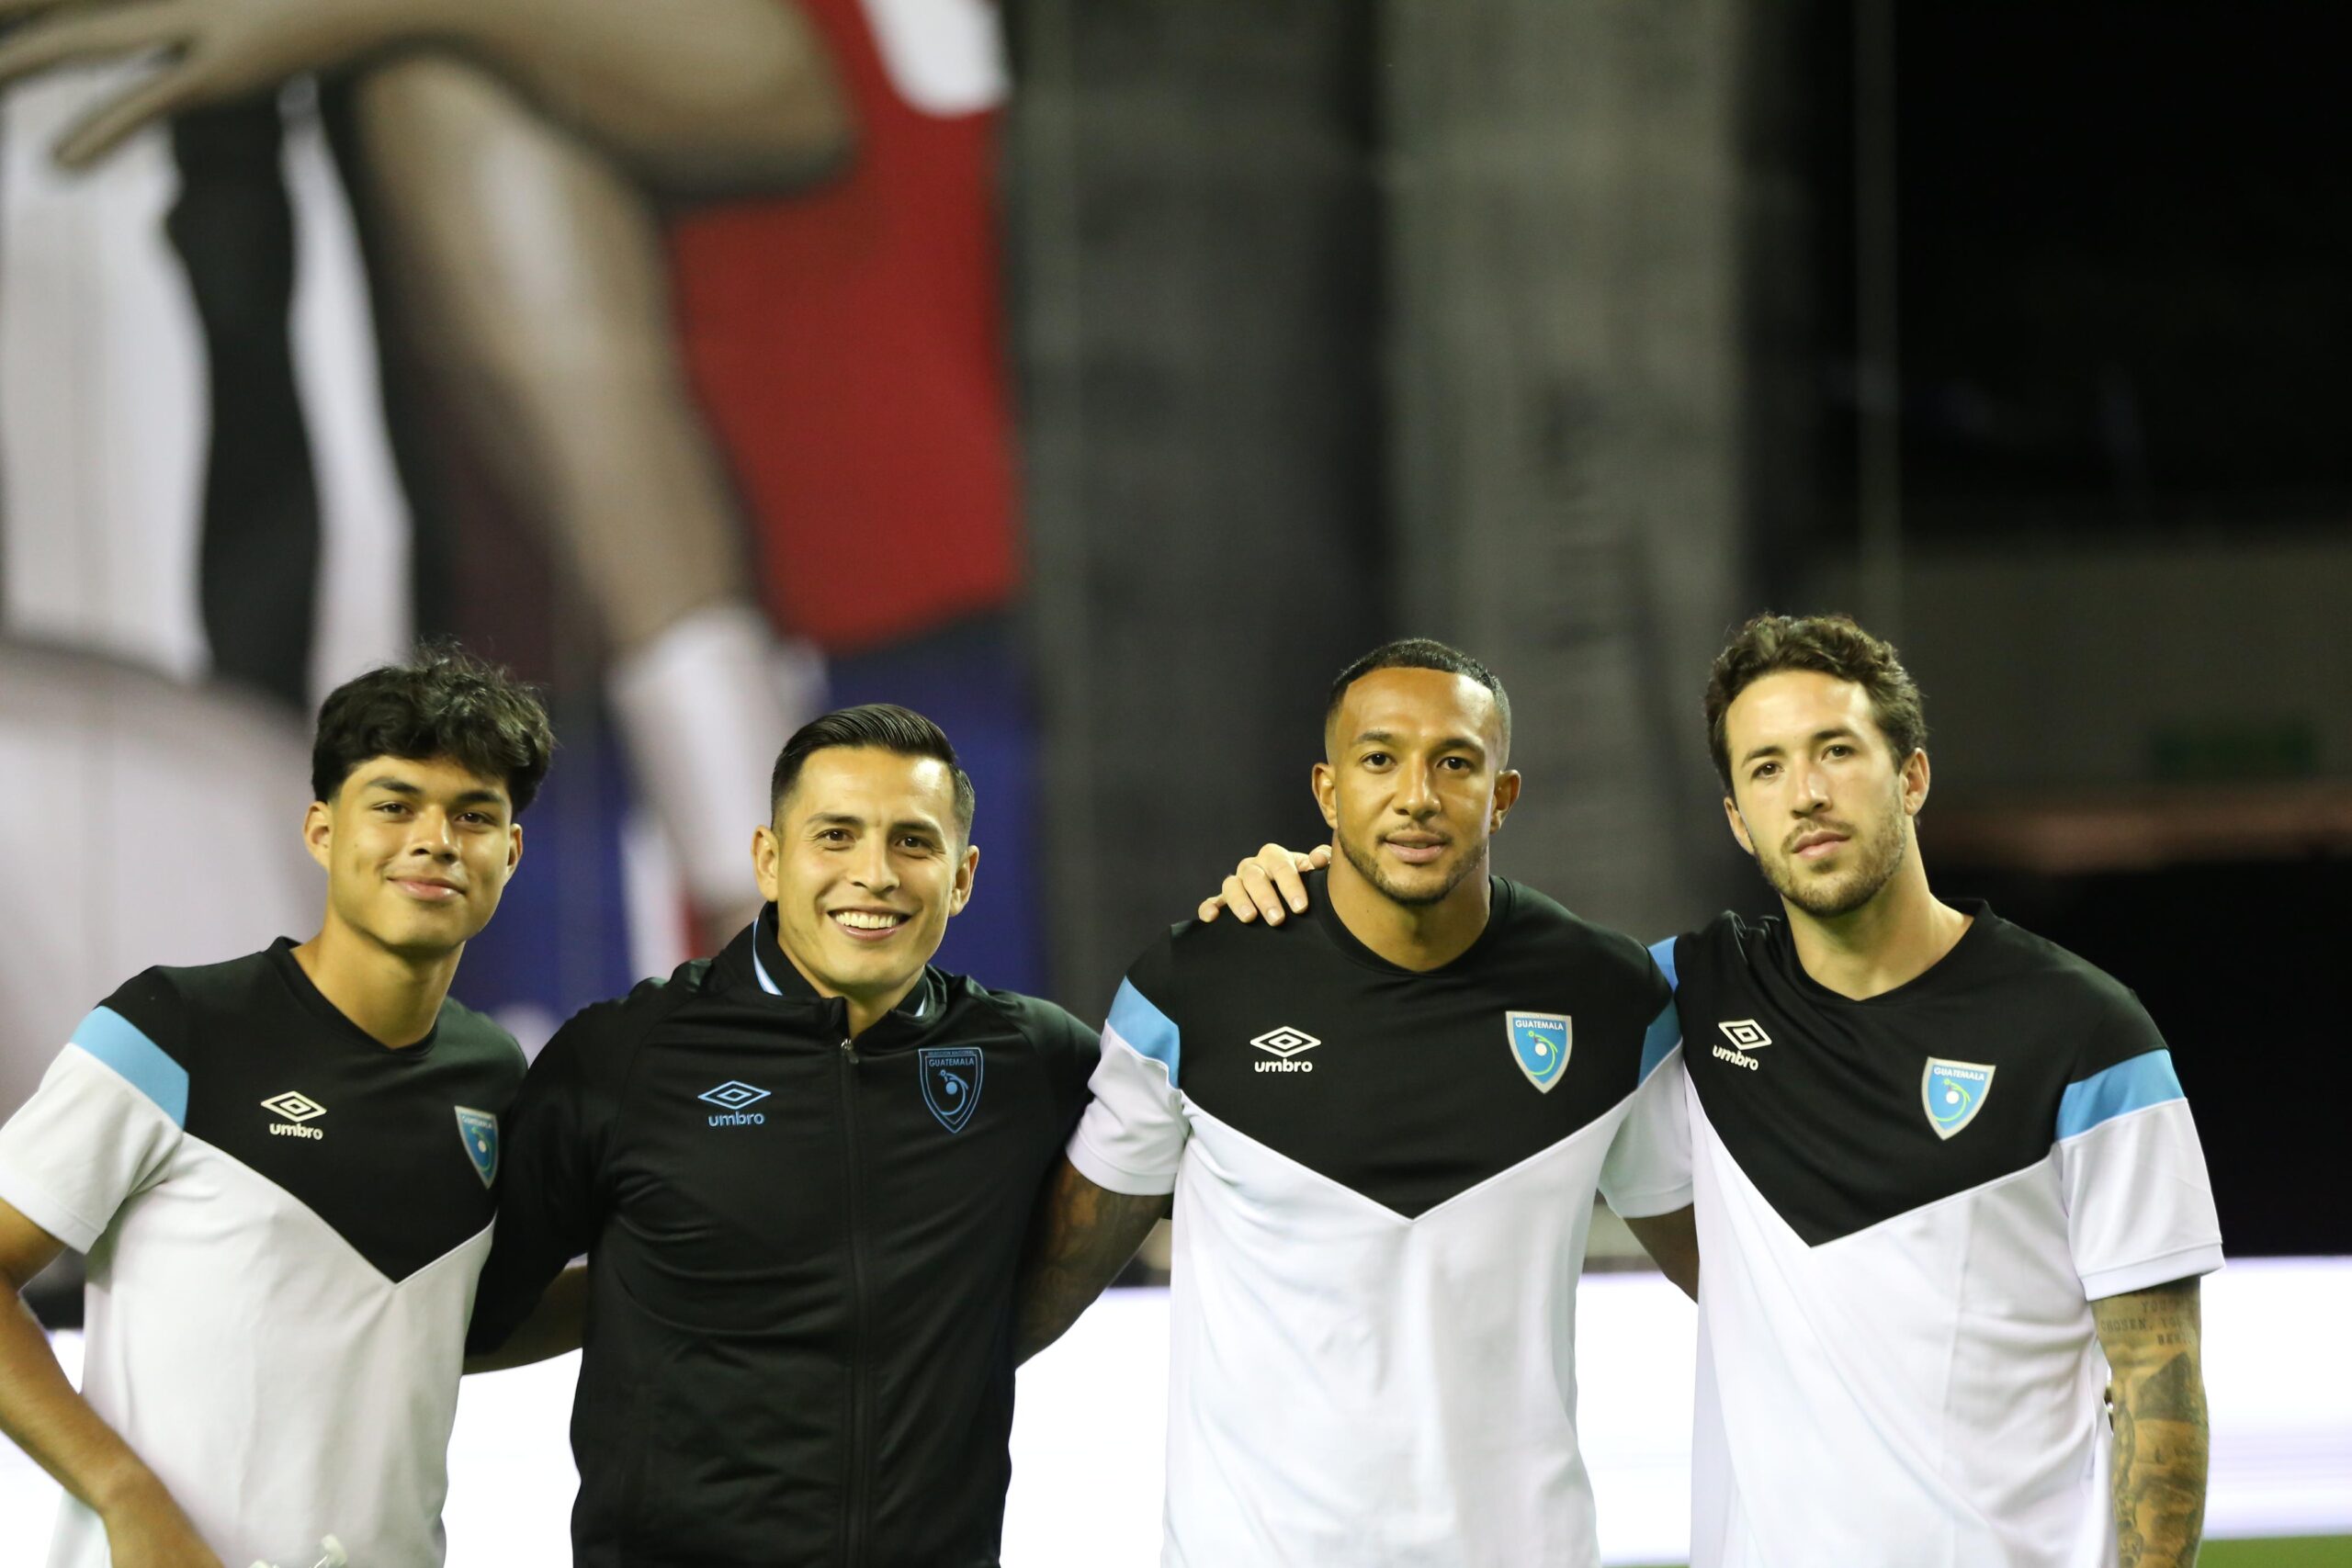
[1668,612,2219,1568]
[1013,639,1695,1567]
[466,703,1099,1567]
[0,644,554,1568]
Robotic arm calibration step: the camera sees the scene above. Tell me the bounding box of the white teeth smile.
[833,911,906,931]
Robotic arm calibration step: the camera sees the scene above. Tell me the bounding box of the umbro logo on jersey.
[1250,1026,1318,1074]
[262,1091,327,1140]
[1506,1011,1572,1092]
[1922,1058,1996,1140]
[1713,1019,1770,1072]
[699,1080,771,1127]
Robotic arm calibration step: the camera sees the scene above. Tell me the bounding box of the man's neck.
[1782,846,1972,1001]
[292,918,459,1048]
[1326,848,1491,973]
[771,930,918,1040]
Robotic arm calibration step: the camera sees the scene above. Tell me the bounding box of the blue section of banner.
[831,616,1043,997]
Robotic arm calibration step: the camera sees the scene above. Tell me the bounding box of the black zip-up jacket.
[466,912,1097,1566]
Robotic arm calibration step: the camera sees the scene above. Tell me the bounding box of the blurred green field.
[2203,1540,2352,1567]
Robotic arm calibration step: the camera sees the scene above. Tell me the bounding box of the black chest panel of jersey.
[105,942,522,1281]
[1672,903,2155,1247]
[1166,875,1667,1219]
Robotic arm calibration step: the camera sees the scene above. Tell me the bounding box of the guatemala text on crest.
[1506,1010,1573,1093]
[1921,1058,1996,1140]
[920,1046,985,1134]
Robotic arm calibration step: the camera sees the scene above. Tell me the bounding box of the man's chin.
[1767,862,1884,920]
[1353,848,1478,908]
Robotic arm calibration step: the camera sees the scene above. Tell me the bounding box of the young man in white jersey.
[1215,614,2220,1568]
[0,647,558,1568]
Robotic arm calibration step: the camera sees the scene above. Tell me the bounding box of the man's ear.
[1723,794,1757,858]
[1490,769,1522,831]
[946,843,980,917]
[1901,748,1931,818]
[752,825,781,904]
[505,822,524,876]
[302,799,333,872]
[1310,761,1340,829]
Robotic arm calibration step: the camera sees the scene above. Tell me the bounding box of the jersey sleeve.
[0,976,189,1252]
[2055,989,2222,1300]
[466,1004,626,1354]
[1597,942,1692,1218]
[1064,937,1187,1197]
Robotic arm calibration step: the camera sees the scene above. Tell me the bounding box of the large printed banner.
[0,0,1041,1111]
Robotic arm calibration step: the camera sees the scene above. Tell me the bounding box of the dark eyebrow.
[1349,729,1487,758]
[1739,727,1861,768]
[361,777,506,809]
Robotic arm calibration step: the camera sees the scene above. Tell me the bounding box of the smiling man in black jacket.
[465,705,1098,1566]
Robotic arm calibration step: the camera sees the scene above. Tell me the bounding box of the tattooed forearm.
[1012,1157,1169,1362]
[2094,1279,2210,1568]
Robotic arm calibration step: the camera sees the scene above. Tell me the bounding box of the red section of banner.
[669,0,1019,652]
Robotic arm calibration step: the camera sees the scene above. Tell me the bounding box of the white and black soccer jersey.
[1069,872,1689,1567]
[0,942,522,1568]
[1655,903,2223,1568]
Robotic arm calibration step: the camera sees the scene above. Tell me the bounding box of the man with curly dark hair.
[0,644,559,1568]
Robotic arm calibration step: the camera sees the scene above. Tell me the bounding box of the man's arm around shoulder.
[0,1201,223,1567]
[1012,1157,1168,1363]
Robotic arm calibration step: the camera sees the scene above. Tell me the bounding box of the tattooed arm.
[2091,1277,2210,1568]
[1014,1157,1170,1363]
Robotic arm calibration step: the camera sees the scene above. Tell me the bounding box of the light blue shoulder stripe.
[2057,1050,2183,1140]
[1639,938,1682,1082]
[1105,978,1180,1081]
[71,1007,187,1127]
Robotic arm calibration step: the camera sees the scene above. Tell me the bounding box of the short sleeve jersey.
[0,942,523,1568]
[1068,873,1687,1568]
[1654,903,2222,1568]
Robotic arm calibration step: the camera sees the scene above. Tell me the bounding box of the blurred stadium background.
[2,0,2346,1561]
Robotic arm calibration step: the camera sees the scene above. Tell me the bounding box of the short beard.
[1339,830,1485,908]
[1758,806,1909,919]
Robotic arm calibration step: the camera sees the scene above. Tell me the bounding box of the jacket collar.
[715,905,946,1045]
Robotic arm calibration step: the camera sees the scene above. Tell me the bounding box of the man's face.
[1721,670,1924,919]
[306,755,522,959]
[754,748,977,1010]
[1315,668,1520,908]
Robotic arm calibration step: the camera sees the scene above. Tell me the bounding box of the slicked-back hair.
[768,704,977,838]
[311,642,554,813]
[1704,613,1927,791]
[1325,637,1512,761]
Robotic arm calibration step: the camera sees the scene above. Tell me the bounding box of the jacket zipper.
[838,1034,871,1568]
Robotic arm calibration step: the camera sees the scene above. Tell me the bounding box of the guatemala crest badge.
[455,1106,499,1188]
[1921,1059,1996,1141]
[1506,1010,1573,1093]
[920,1046,985,1134]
